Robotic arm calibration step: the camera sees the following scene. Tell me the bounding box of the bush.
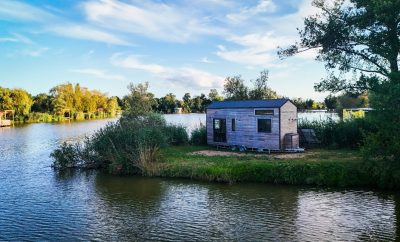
[298,118,374,149]
[190,125,207,145]
[51,142,81,169]
[164,125,189,145]
[51,113,189,174]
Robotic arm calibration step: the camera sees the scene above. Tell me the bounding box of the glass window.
[258,119,271,133]
[255,110,274,115]
[232,119,236,131]
[214,119,220,129]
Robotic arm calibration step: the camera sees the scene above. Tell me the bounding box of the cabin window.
[255,110,274,115]
[232,119,236,131]
[258,119,271,133]
[213,118,227,142]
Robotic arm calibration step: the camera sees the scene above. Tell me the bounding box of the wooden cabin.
[206,99,299,151]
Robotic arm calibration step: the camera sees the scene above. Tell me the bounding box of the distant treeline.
[0,83,120,122]
[0,70,370,122]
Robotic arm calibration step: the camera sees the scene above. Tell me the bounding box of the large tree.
[280,0,400,161]
[249,70,278,99]
[279,0,400,93]
[223,76,249,100]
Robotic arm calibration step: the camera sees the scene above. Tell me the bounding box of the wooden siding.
[279,101,298,149]
[207,107,281,150]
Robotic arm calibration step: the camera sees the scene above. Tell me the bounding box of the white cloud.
[48,24,130,46]
[0,1,55,22]
[0,1,130,46]
[82,0,225,43]
[200,57,215,64]
[0,37,18,43]
[71,68,126,81]
[21,47,49,57]
[217,32,295,66]
[0,34,34,44]
[111,53,169,75]
[226,0,276,23]
[111,53,224,89]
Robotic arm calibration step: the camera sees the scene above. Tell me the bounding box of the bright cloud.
[111,53,224,89]
[0,0,328,99]
[227,0,277,23]
[82,0,225,43]
[71,68,126,81]
[48,24,130,46]
[217,32,295,66]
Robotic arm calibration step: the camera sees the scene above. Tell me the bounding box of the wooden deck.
[0,120,12,127]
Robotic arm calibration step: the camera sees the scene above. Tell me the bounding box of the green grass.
[149,146,373,188]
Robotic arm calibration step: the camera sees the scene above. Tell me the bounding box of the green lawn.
[148,146,372,187]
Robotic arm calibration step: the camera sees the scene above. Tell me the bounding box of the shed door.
[213,118,226,142]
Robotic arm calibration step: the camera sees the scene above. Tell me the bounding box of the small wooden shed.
[206,99,299,151]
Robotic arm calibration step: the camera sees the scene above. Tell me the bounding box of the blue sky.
[0,0,327,100]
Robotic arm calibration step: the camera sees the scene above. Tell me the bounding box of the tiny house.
[206,99,299,151]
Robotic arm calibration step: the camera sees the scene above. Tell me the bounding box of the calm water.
[0,116,399,241]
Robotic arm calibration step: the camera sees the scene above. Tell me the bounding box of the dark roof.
[207,99,290,109]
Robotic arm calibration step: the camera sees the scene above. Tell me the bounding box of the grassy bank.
[147,146,373,188]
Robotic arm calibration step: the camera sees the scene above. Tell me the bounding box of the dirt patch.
[191,150,306,160]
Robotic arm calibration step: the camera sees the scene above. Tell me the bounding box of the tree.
[279,0,400,161]
[182,93,192,113]
[10,88,33,116]
[249,70,278,99]
[324,95,338,110]
[0,87,14,111]
[32,93,52,113]
[279,0,400,94]
[123,82,155,115]
[223,76,249,100]
[208,89,223,101]
[74,84,83,112]
[105,97,119,116]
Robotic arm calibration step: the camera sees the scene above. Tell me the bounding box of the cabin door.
[213,118,226,142]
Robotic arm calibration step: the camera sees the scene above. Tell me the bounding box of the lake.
[0,115,398,241]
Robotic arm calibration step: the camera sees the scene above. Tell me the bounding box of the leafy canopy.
[279,0,400,93]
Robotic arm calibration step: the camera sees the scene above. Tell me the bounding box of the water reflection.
[92,176,397,241]
[0,117,398,241]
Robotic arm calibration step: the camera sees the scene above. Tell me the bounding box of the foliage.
[324,95,337,110]
[208,89,224,101]
[223,70,279,101]
[279,0,400,94]
[122,82,155,116]
[361,79,400,161]
[0,83,119,123]
[0,87,32,117]
[280,0,400,166]
[190,125,207,145]
[165,125,189,145]
[52,113,190,174]
[248,70,278,99]
[223,75,249,100]
[298,118,375,149]
[291,97,325,110]
[51,142,83,169]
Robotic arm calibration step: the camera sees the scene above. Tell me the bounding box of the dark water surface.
[0,118,399,241]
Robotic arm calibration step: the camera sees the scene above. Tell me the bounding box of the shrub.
[298,118,374,149]
[164,125,189,145]
[190,125,207,145]
[51,113,189,174]
[51,142,81,169]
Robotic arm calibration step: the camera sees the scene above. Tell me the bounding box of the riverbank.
[145,146,374,188]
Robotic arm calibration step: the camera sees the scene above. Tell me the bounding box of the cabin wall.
[207,108,280,150]
[280,101,298,148]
